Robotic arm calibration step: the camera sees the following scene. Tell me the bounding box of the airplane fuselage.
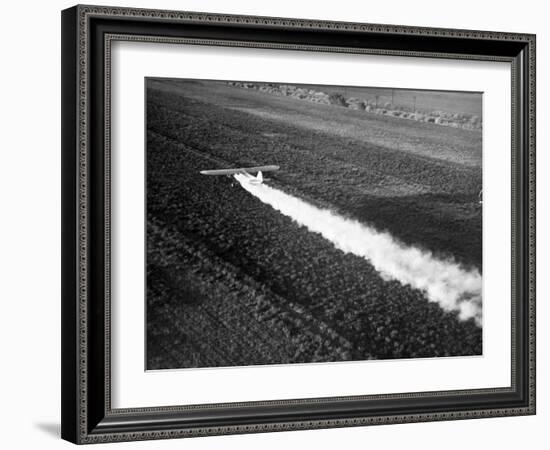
[237,171,263,185]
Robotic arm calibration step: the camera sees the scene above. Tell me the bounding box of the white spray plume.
[235,174,482,326]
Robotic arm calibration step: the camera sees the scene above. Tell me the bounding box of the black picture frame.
[61,4,536,444]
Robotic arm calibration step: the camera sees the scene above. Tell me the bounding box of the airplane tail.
[256,171,263,183]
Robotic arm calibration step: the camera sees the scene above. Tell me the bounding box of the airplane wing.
[200,165,279,176]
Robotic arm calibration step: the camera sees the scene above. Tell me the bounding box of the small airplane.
[200,165,279,185]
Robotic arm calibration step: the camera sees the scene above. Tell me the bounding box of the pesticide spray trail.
[235,174,482,326]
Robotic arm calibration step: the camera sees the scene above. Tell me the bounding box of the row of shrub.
[227,81,482,130]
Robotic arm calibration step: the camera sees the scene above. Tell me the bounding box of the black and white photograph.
[146,78,483,370]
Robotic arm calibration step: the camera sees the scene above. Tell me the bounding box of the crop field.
[146,78,483,370]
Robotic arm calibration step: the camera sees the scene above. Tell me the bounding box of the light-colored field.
[151,79,483,167]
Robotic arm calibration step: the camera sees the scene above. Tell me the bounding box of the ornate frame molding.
[62,4,536,444]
